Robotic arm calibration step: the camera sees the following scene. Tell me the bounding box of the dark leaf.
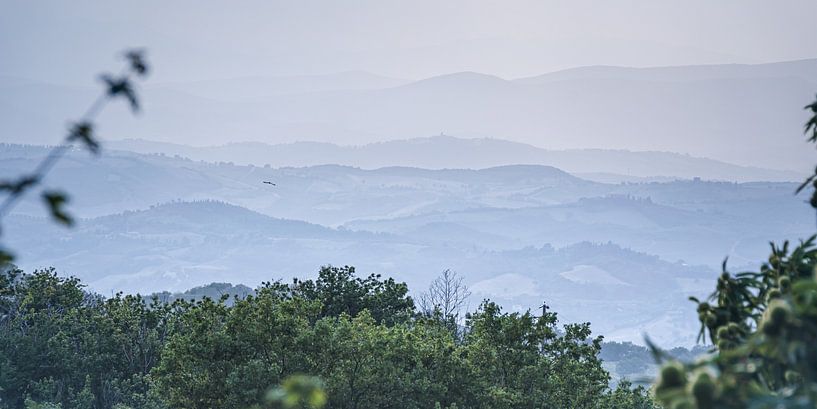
[99,74,139,112]
[806,97,817,141]
[643,335,674,364]
[795,174,815,193]
[124,49,149,77]
[0,248,12,265]
[0,176,39,195]
[805,117,817,142]
[42,190,73,226]
[804,97,817,113]
[67,121,99,154]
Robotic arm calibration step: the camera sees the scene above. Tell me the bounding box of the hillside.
[2,144,810,266]
[4,201,709,345]
[3,144,813,345]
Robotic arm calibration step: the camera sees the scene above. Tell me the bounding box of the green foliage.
[266,375,326,409]
[0,268,175,409]
[290,265,415,325]
[599,380,659,409]
[152,290,319,409]
[23,400,60,409]
[460,301,613,408]
[653,94,817,409]
[0,266,654,409]
[310,311,461,409]
[150,282,254,305]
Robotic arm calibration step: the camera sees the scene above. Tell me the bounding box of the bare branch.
[419,269,471,320]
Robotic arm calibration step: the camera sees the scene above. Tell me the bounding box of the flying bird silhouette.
[263,181,276,186]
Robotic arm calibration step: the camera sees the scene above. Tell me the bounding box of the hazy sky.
[2,0,817,84]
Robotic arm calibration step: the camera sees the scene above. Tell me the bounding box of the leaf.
[0,176,39,195]
[805,118,817,142]
[67,121,99,155]
[99,74,139,112]
[124,49,149,77]
[643,335,673,364]
[795,174,815,193]
[805,97,817,141]
[266,375,326,409]
[42,191,73,226]
[0,248,13,265]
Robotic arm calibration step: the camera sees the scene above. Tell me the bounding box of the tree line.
[0,265,656,409]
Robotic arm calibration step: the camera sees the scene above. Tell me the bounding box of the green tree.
[599,380,658,409]
[2,264,656,408]
[152,289,319,409]
[291,265,414,325]
[0,269,171,409]
[309,312,462,409]
[461,301,611,408]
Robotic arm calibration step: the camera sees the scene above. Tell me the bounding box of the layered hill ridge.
[515,58,817,84]
[3,143,814,346]
[106,136,802,182]
[3,199,708,345]
[3,59,817,170]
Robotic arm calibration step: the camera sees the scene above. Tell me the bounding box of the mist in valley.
[3,2,817,407]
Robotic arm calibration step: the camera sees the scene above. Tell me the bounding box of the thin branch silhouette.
[0,49,149,262]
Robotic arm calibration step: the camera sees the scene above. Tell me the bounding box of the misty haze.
[2,2,817,408]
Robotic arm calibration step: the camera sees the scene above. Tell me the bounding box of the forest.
[0,265,657,409]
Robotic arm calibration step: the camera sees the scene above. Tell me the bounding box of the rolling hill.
[4,200,710,345]
[2,144,810,266]
[2,144,813,345]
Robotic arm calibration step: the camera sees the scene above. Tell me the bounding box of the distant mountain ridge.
[107,136,802,182]
[3,59,817,170]
[154,70,409,101]
[515,58,817,84]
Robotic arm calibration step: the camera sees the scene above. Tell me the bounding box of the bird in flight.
[263,181,276,186]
